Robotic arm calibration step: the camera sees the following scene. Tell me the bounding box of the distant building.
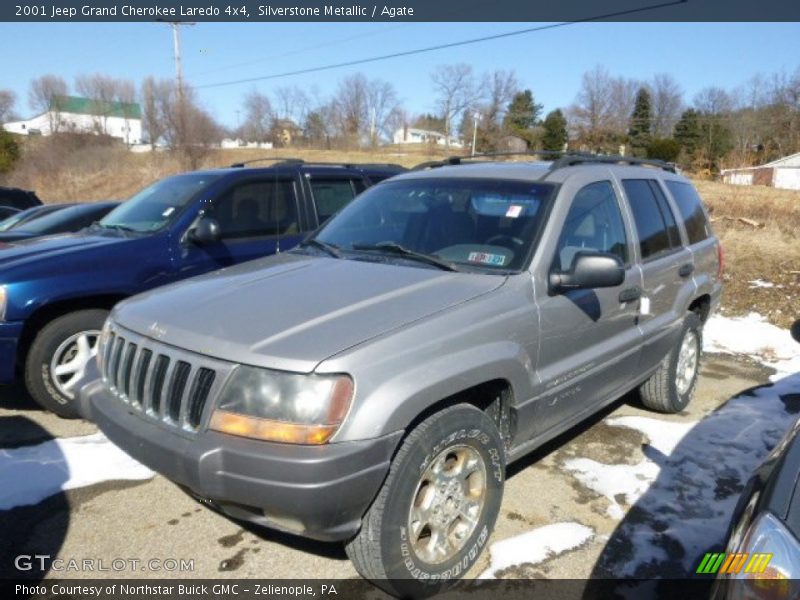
[220,138,274,150]
[3,95,142,145]
[721,152,800,191]
[392,126,463,148]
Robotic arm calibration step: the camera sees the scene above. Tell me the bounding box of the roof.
[721,151,800,173]
[50,95,142,119]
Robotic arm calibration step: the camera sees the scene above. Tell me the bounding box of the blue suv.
[0,159,404,417]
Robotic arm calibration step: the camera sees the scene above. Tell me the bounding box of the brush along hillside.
[3,138,798,328]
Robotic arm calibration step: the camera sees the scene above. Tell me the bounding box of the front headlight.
[725,512,800,599]
[0,285,7,321]
[209,366,354,445]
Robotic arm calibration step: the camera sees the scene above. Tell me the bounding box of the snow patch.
[704,312,800,380]
[748,279,775,289]
[564,374,799,576]
[478,522,594,578]
[0,433,153,510]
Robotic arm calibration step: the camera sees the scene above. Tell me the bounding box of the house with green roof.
[2,94,142,145]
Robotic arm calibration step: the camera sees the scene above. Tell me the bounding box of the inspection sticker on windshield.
[467,252,506,266]
[162,207,175,217]
[505,204,523,218]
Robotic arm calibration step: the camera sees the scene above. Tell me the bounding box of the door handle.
[678,263,695,278]
[619,286,642,303]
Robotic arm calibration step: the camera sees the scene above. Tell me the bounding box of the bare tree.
[0,90,16,123]
[609,76,640,135]
[649,73,684,137]
[365,78,400,146]
[431,64,480,146]
[331,74,369,144]
[28,74,68,133]
[76,73,126,135]
[568,65,614,150]
[241,89,273,143]
[273,85,310,125]
[141,77,171,149]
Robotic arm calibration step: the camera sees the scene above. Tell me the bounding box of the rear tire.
[346,404,505,597]
[639,311,702,413]
[25,309,108,418]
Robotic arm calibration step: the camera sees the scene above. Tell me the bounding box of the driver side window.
[554,181,628,271]
[205,180,298,240]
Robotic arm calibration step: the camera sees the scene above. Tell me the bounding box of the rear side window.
[623,179,679,260]
[665,181,711,244]
[309,179,358,224]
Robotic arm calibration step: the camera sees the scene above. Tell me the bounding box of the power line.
[194,0,687,90]
[189,23,409,77]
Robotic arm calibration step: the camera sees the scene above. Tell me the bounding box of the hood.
[0,230,127,269]
[115,253,506,373]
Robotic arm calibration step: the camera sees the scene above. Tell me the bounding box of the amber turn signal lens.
[209,410,339,445]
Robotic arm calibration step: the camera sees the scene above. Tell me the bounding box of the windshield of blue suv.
[98,172,223,233]
[313,178,556,272]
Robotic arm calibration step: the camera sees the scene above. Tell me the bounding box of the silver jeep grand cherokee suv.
[80,155,722,594]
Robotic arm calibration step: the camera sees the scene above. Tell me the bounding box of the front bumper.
[0,321,23,383]
[82,379,402,542]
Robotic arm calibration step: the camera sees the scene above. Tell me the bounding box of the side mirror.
[189,217,221,244]
[550,251,625,293]
[791,320,800,344]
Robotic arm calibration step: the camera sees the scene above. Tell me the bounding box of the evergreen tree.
[541,109,568,152]
[503,90,542,134]
[674,108,702,156]
[628,87,653,157]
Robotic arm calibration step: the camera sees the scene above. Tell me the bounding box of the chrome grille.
[101,322,231,432]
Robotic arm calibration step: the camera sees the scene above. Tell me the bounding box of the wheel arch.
[16,295,127,374]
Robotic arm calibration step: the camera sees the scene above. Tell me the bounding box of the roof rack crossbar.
[228,157,304,168]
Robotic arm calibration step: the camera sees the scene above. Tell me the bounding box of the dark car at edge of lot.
[0,201,119,243]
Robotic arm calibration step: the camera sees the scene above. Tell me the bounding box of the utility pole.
[169,22,195,103]
[471,111,481,156]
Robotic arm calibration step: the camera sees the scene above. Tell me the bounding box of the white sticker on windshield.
[468,252,506,266]
[505,204,523,218]
[162,207,175,217]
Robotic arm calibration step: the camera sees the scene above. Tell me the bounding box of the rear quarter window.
[665,181,712,244]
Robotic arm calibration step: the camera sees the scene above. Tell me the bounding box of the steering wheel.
[485,234,524,249]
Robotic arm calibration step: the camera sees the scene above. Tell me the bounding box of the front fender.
[334,340,536,441]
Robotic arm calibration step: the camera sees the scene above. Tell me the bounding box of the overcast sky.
[1,22,798,127]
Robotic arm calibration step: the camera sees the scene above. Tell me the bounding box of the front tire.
[639,311,703,413]
[25,309,108,418]
[346,404,505,596]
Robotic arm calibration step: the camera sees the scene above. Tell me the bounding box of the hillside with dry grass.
[3,140,798,327]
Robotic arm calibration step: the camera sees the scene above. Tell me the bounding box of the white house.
[721,152,800,191]
[3,95,142,145]
[392,126,463,148]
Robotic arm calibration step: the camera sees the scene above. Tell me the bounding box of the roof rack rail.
[229,158,406,170]
[548,154,677,173]
[229,157,304,168]
[412,150,593,170]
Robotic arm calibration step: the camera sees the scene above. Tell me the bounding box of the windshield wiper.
[351,242,459,272]
[299,238,343,258]
[95,222,138,233]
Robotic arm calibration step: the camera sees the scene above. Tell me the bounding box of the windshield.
[99,173,221,233]
[15,204,97,234]
[314,178,555,272]
[0,207,54,231]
